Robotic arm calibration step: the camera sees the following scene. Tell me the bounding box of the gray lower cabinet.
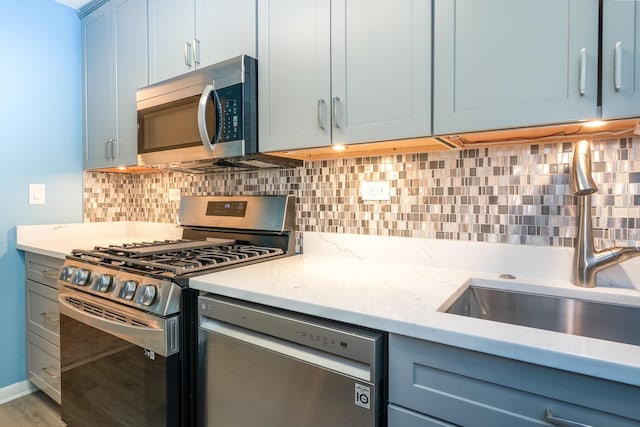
[25,253,63,404]
[388,333,640,427]
[388,404,455,427]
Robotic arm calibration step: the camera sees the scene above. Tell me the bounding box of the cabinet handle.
[614,41,622,92]
[104,139,110,159]
[332,96,341,128]
[41,367,60,380]
[544,409,592,427]
[184,41,193,67]
[317,99,325,130]
[193,38,200,65]
[578,48,586,96]
[41,269,59,280]
[40,312,59,323]
[111,139,118,159]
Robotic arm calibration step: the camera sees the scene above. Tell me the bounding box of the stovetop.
[70,239,285,279]
[57,195,296,317]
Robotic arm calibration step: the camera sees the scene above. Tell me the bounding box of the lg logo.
[355,384,371,410]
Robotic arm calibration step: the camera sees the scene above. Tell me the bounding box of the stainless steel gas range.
[56,195,296,427]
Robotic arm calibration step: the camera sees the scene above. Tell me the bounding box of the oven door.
[59,287,180,427]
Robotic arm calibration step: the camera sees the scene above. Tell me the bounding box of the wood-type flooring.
[0,391,61,426]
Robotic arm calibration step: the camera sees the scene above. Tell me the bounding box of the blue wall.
[0,0,82,389]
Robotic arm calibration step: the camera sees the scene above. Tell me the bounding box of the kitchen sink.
[442,285,640,346]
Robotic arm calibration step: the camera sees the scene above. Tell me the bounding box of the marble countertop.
[190,232,640,387]
[16,221,182,259]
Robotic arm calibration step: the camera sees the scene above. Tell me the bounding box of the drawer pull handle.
[544,409,592,427]
[42,367,59,380]
[40,312,59,323]
[41,269,59,279]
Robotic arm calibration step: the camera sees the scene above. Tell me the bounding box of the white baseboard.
[0,381,37,405]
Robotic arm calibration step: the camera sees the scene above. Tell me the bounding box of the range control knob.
[119,280,138,300]
[58,266,75,282]
[93,274,113,292]
[136,285,157,306]
[72,268,91,286]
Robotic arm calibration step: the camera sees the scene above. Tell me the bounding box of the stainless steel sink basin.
[442,285,640,346]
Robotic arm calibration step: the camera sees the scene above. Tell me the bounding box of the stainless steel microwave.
[137,55,260,167]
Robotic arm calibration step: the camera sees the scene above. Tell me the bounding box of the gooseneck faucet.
[571,139,640,287]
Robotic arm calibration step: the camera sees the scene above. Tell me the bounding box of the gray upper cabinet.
[148,0,195,83]
[148,0,256,84]
[601,0,640,119]
[82,0,147,170]
[258,0,431,152]
[332,0,431,145]
[258,0,331,151]
[433,0,599,135]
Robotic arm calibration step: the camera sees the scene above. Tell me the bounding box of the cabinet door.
[27,331,61,404]
[26,280,60,346]
[195,0,256,68]
[389,334,640,426]
[258,0,332,152]
[433,0,599,135]
[113,0,148,166]
[388,404,456,427]
[602,0,640,119]
[148,0,196,83]
[331,0,431,144]
[25,252,63,287]
[83,2,115,170]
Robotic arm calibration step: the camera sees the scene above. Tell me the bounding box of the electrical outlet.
[168,188,181,202]
[361,180,390,201]
[29,184,45,205]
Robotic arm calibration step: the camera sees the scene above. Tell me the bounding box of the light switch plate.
[361,180,390,201]
[29,184,45,205]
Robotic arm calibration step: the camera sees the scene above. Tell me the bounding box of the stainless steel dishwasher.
[197,295,385,427]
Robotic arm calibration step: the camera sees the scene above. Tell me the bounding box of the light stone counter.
[190,232,640,387]
[17,221,182,259]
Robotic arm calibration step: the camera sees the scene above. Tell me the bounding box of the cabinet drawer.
[389,334,640,426]
[388,404,456,427]
[25,252,63,288]
[26,279,60,345]
[27,331,61,404]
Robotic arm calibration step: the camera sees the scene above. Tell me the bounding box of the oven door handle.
[199,317,371,382]
[59,288,179,357]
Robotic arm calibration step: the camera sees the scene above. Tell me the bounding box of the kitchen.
[2,0,640,426]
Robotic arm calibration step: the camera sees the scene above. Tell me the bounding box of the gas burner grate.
[71,241,284,277]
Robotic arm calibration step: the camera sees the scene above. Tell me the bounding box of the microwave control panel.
[217,84,244,143]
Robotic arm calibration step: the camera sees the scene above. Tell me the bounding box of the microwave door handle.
[198,84,215,151]
[212,89,222,145]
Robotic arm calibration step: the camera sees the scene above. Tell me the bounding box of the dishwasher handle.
[200,316,372,382]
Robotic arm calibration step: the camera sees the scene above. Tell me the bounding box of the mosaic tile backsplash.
[84,138,640,251]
